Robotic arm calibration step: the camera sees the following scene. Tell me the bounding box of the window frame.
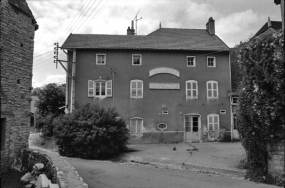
[91,79,112,98]
[207,56,216,67]
[132,54,142,66]
[186,80,198,99]
[96,54,106,65]
[130,80,143,98]
[88,80,94,97]
[130,117,143,135]
[207,114,220,131]
[231,97,239,105]
[206,81,219,99]
[186,56,196,67]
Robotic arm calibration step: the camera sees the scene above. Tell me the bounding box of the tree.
[237,31,284,183]
[35,83,66,117]
[230,47,243,92]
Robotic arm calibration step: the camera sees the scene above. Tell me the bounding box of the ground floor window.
[130,117,143,135]
[207,114,219,131]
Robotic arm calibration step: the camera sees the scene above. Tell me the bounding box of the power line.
[57,0,93,43]
[80,0,109,32]
[70,0,100,33]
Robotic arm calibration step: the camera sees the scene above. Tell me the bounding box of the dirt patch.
[1,170,27,188]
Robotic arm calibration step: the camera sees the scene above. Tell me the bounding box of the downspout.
[229,52,233,142]
[65,51,70,113]
[70,50,76,112]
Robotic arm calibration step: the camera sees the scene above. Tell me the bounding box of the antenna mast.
[133,10,143,35]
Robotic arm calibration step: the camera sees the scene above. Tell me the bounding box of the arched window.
[207,114,219,131]
[130,80,143,98]
[186,80,198,99]
[130,117,143,135]
[206,81,218,99]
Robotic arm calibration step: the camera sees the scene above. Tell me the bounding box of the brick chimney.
[127,20,135,35]
[206,17,215,35]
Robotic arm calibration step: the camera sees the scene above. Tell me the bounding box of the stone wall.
[1,0,37,172]
[268,140,285,179]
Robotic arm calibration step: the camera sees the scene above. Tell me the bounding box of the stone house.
[1,0,38,172]
[61,17,233,144]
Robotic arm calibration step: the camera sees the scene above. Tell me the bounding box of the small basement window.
[220,110,226,114]
[162,110,168,114]
[158,123,167,130]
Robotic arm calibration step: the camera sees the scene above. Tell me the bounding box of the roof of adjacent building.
[62,28,229,52]
[8,0,37,24]
[254,21,282,37]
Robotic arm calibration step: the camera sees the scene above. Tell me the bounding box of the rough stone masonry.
[1,0,38,172]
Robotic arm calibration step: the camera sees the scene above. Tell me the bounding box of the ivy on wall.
[236,31,284,180]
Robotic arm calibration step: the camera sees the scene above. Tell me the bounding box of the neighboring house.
[253,17,282,39]
[30,95,39,127]
[61,17,232,144]
[1,0,38,172]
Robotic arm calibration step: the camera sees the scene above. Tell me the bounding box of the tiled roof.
[8,0,37,24]
[254,21,282,37]
[62,28,229,51]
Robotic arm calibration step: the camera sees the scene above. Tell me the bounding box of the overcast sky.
[27,0,282,88]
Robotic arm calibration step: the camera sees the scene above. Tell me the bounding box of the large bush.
[237,31,284,183]
[53,103,129,159]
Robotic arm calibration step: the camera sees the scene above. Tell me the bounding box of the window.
[207,81,218,99]
[132,54,142,65]
[187,56,196,67]
[130,118,143,135]
[207,114,219,131]
[130,80,143,98]
[158,123,167,130]
[186,80,198,99]
[207,57,216,67]
[88,80,94,97]
[96,54,106,65]
[88,80,112,98]
[231,97,239,104]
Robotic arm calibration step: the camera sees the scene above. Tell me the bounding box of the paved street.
[65,157,278,188]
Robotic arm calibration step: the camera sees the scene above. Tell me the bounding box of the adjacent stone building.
[1,0,38,172]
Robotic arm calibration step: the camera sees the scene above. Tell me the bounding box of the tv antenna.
[133,10,144,35]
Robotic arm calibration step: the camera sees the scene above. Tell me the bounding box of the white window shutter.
[106,80,112,97]
[88,80,94,97]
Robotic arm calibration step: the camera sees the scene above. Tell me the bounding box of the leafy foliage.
[230,47,244,92]
[35,83,66,117]
[236,31,284,183]
[53,103,129,159]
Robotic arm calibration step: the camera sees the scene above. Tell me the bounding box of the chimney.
[267,17,272,27]
[206,17,215,35]
[127,21,135,35]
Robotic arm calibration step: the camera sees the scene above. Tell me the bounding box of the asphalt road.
[65,157,277,188]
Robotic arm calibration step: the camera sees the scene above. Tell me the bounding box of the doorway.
[184,114,200,142]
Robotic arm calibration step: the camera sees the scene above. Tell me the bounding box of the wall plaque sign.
[149,67,180,77]
[149,83,180,90]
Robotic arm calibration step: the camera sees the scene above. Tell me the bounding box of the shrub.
[35,115,54,137]
[53,103,129,159]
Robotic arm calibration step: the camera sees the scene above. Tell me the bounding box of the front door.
[184,115,200,142]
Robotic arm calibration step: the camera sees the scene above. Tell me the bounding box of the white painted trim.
[130,80,143,98]
[88,80,94,97]
[132,54,142,66]
[207,56,216,67]
[186,56,196,67]
[183,114,201,142]
[96,54,106,65]
[207,114,220,131]
[206,80,219,99]
[186,80,198,99]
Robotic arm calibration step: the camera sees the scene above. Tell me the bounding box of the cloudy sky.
[27,0,282,88]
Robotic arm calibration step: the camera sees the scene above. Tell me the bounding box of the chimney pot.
[206,17,215,35]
